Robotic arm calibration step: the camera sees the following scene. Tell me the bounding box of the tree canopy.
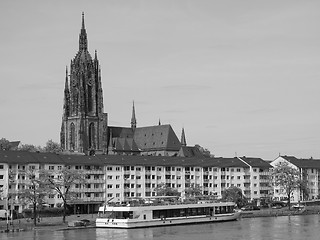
[154,183,180,197]
[272,161,301,209]
[222,186,247,208]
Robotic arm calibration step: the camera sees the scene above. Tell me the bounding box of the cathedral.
[60,13,202,157]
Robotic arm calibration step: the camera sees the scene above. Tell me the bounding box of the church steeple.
[181,128,187,146]
[79,12,88,51]
[61,13,108,154]
[131,101,137,130]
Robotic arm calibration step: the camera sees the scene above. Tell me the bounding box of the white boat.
[96,199,240,228]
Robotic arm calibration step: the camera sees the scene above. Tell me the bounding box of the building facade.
[271,156,320,202]
[60,13,108,154]
[0,151,273,213]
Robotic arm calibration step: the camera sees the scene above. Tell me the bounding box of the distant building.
[60,13,183,156]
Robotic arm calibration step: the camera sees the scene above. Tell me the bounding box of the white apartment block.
[271,156,320,203]
[0,151,274,213]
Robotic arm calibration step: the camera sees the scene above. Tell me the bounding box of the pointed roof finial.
[158,118,161,125]
[65,66,69,90]
[131,101,137,130]
[181,127,187,146]
[79,12,88,51]
[95,50,97,59]
[82,12,85,29]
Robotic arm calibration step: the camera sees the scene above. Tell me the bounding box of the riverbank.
[240,205,320,218]
[0,214,97,233]
[2,206,320,233]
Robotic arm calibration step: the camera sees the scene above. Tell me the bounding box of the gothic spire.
[181,128,187,146]
[65,66,69,91]
[131,101,137,130]
[79,12,88,51]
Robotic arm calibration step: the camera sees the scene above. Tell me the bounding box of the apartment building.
[271,156,320,202]
[0,151,273,213]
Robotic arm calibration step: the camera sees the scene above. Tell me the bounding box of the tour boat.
[96,199,241,228]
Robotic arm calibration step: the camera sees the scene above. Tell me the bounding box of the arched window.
[89,122,95,149]
[88,85,93,112]
[70,123,76,150]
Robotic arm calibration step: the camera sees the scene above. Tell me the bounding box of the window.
[107,167,113,171]
[177,168,181,171]
[0,175,4,180]
[116,184,120,189]
[136,167,141,171]
[107,193,113,198]
[0,165,3,169]
[116,193,120,198]
[116,175,120,180]
[107,184,112,189]
[116,167,120,171]
[57,166,62,170]
[237,168,241,172]
[107,175,112,180]
[136,176,141,179]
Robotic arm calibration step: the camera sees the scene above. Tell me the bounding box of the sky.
[0,0,319,160]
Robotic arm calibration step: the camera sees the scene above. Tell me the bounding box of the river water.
[2,215,320,240]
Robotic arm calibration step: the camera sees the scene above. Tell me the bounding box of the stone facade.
[60,13,108,154]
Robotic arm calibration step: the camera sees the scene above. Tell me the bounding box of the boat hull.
[96,212,241,229]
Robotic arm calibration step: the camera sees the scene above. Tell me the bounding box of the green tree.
[194,144,212,157]
[154,183,180,197]
[222,186,247,208]
[272,161,300,210]
[0,138,11,150]
[18,144,41,152]
[42,167,85,223]
[43,139,61,153]
[184,183,203,199]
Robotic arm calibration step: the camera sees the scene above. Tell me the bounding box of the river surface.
[2,215,320,240]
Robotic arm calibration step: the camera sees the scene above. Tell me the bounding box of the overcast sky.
[0,0,319,160]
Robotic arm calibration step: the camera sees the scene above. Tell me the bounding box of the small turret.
[181,128,187,146]
[131,101,137,130]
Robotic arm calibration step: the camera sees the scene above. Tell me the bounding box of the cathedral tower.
[60,13,108,154]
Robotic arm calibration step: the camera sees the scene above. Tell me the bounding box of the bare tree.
[18,168,50,226]
[42,167,85,223]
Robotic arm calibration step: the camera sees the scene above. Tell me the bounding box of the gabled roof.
[113,138,140,153]
[133,124,181,151]
[1,151,251,168]
[281,155,320,169]
[239,157,271,168]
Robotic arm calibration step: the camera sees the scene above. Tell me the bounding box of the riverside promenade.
[0,214,97,233]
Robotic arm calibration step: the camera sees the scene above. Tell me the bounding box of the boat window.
[98,211,134,219]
